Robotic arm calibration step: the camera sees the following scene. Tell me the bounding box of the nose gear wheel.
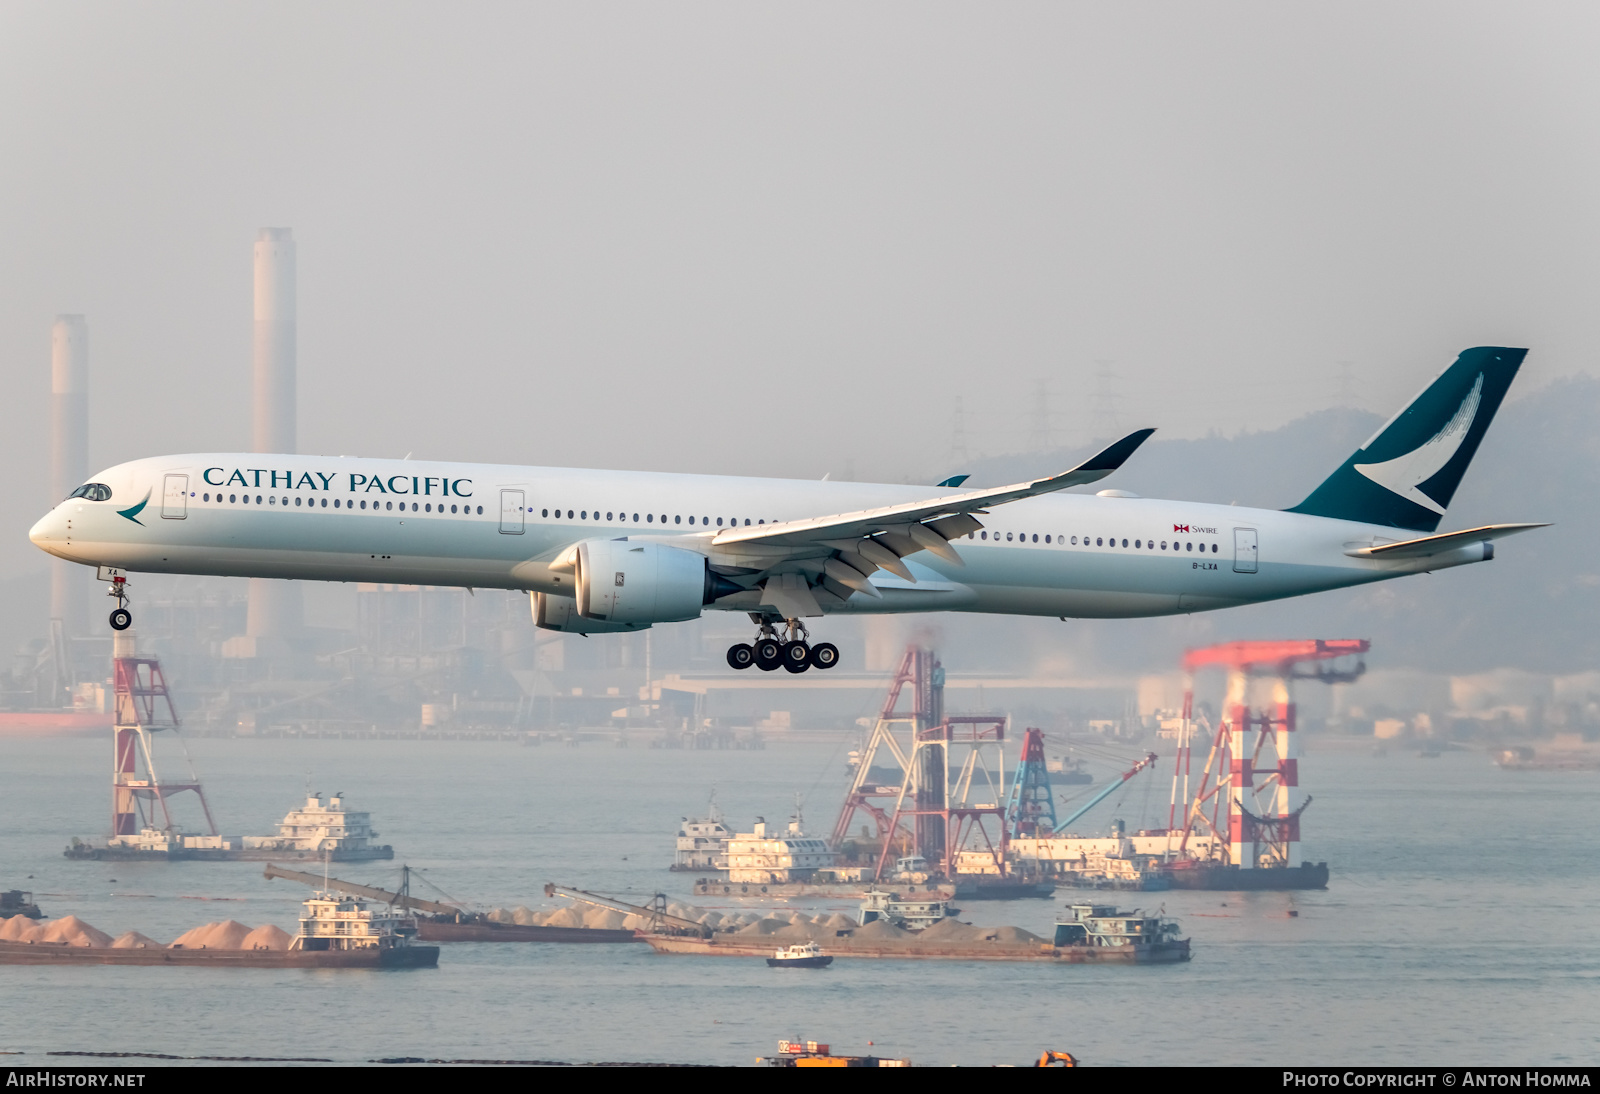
[107,576,132,631]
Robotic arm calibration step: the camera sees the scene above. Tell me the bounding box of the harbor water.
[2,736,1596,1066]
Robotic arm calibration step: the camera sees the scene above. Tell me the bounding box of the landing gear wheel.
[808,642,840,670]
[754,638,783,671]
[726,643,755,670]
[109,608,132,631]
[782,641,811,673]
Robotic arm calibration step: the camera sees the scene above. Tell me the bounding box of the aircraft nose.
[29,505,66,552]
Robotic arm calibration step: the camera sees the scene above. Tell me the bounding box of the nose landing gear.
[725,617,840,674]
[107,576,132,631]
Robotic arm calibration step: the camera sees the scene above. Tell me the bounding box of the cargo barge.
[952,877,1056,900]
[0,941,434,967]
[642,902,1189,964]
[0,889,437,969]
[642,931,1185,963]
[693,876,955,900]
[415,921,636,944]
[1155,860,1329,890]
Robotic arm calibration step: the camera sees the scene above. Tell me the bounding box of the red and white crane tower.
[110,633,218,842]
[831,647,1010,881]
[1168,639,1367,874]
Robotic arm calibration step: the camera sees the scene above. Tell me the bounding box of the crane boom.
[262,863,462,917]
[543,883,709,937]
[1052,752,1158,835]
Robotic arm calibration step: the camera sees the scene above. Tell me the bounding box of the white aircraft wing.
[706,429,1156,598]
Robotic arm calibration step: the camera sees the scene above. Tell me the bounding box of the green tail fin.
[1287,346,1525,532]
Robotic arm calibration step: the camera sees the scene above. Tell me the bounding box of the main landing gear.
[108,576,132,631]
[726,617,839,674]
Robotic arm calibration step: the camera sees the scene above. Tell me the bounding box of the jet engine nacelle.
[574,539,729,624]
[532,592,652,634]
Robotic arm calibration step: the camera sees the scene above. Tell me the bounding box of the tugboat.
[1051,903,1190,963]
[0,889,42,920]
[858,889,955,930]
[767,942,833,969]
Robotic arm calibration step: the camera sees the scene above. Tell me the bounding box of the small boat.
[767,942,833,968]
[1,889,43,920]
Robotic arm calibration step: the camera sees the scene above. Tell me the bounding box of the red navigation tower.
[1168,639,1367,874]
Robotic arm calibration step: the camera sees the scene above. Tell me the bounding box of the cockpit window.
[68,483,113,502]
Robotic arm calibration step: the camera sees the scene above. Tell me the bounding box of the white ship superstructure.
[725,818,837,884]
[293,891,419,953]
[674,810,733,871]
[244,794,389,858]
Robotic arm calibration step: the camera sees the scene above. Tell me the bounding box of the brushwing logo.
[116,490,151,526]
[1353,373,1482,516]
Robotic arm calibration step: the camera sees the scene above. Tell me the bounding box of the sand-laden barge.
[0,890,438,969]
[641,901,1190,964]
[264,865,640,943]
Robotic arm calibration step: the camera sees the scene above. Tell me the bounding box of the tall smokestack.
[246,228,301,640]
[252,227,296,453]
[51,315,88,638]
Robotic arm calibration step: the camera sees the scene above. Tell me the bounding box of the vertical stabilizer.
[1287,347,1525,531]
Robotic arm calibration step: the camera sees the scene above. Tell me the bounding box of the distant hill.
[939,378,1595,677]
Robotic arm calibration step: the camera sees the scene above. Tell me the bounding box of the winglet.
[1028,428,1156,491]
[1075,428,1157,474]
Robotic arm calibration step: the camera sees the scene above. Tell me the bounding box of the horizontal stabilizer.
[1344,522,1549,560]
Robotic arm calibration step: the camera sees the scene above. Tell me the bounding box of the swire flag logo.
[1173,524,1190,532]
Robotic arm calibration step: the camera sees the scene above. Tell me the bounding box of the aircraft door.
[161,474,188,519]
[1233,528,1258,573]
[500,489,525,534]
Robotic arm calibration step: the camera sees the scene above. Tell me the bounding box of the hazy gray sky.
[3,2,1597,576]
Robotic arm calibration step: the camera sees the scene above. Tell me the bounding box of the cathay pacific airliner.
[30,347,1546,673]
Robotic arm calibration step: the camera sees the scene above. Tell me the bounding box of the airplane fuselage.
[28,452,1485,621]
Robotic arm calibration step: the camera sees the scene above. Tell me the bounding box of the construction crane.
[1006,727,1059,837]
[263,863,468,919]
[543,883,710,938]
[1053,752,1158,835]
